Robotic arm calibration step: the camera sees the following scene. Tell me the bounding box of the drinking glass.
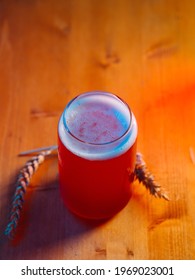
[58,91,138,219]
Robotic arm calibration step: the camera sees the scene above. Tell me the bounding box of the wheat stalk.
[133,152,169,201]
[4,150,53,239]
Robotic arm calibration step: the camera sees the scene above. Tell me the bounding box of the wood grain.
[0,0,195,260]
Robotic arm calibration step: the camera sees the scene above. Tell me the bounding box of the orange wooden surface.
[0,0,195,260]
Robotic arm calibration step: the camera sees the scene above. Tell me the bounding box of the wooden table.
[0,0,195,260]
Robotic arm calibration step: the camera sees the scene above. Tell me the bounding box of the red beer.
[58,92,137,219]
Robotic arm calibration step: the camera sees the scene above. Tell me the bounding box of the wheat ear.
[4,150,52,239]
[133,153,169,201]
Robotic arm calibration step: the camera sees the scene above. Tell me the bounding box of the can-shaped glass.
[58,91,138,219]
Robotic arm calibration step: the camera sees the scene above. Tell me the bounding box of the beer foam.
[58,92,137,160]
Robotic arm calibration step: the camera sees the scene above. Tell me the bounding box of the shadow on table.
[0,174,107,260]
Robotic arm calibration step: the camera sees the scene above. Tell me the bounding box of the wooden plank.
[0,0,195,260]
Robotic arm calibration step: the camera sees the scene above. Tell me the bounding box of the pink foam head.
[58,91,137,160]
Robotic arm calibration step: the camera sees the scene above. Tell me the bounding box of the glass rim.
[63,91,132,146]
